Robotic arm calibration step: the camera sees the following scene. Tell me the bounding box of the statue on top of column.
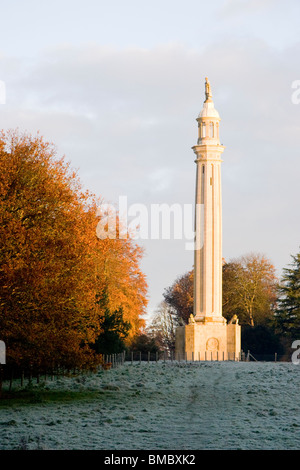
[205,77,212,101]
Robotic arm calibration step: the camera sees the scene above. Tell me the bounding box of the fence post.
[131,351,133,365]
[275,352,277,362]
[9,369,13,392]
[139,351,141,364]
[192,351,194,362]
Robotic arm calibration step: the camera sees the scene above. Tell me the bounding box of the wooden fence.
[0,350,290,392]
[122,350,242,364]
[104,350,289,366]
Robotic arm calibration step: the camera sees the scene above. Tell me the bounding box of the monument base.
[175,315,241,361]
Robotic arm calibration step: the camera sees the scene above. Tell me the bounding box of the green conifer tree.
[93,288,130,354]
[275,252,300,339]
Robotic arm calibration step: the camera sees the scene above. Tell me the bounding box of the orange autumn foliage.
[94,233,148,342]
[0,130,147,371]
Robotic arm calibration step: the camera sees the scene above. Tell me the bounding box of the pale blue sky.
[0,0,299,56]
[1,0,300,319]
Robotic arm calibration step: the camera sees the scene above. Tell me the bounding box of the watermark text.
[0,81,6,104]
[291,80,300,104]
[96,196,204,251]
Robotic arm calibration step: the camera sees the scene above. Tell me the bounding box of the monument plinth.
[175,78,241,361]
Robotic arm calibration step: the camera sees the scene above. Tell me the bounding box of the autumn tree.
[0,130,148,378]
[94,214,148,343]
[222,261,245,319]
[163,270,193,324]
[0,130,103,373]
[223,254,278,327]
[163,253,277,327]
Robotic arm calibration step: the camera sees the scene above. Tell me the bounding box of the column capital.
[192,144,225,154]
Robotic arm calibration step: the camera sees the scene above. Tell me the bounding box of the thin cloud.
[218,0,280,17]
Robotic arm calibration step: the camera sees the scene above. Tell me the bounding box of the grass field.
[0,361,299,450]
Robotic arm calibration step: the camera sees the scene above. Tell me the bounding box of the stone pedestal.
[227,322,241,360]
[175,317,241,361]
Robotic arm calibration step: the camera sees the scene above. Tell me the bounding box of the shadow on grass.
[0,385,107,407]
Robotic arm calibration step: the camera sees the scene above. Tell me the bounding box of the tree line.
[1,129,299,382]
[0,130,148,390]
[144,253,300,358]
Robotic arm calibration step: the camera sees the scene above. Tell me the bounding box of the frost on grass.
[0,362,299,450]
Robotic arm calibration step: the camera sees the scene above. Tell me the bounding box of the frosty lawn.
[0,361,299,450]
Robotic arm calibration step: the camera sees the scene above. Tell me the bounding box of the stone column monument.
[175,78,241,361]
